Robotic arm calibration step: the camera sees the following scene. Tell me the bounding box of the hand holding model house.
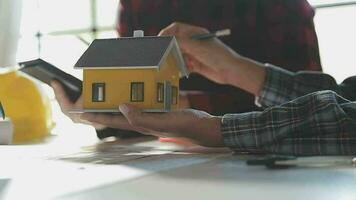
[73,30,188,113]
[54,28,225,147]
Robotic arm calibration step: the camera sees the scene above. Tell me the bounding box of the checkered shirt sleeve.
[222,90,356,156]
[256,64,339,108]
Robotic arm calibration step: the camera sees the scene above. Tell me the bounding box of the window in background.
[18,0,356,84]
[18,0,41,61]
[17,0,119,128]
[97,0,118,28]
[308,0,356,83]
[18,0,119,69]
[38,0,91,33]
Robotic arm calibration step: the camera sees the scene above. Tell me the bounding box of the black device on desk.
[19,59,82,102]
[18,58,142,139]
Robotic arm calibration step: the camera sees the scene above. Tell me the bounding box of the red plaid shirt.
[117,0,322,115]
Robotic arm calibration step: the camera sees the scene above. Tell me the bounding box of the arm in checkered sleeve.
[256,64,356,108]
[222,90,356,155]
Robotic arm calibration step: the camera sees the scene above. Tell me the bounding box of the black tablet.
[19,58,82,102]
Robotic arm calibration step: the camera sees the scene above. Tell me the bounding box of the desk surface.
[1,101,356,200]
[1,135,356,200]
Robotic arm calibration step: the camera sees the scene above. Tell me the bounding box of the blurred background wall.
[0,0,22,67]
[15,0,356,83]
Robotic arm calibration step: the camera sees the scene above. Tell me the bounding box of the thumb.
[185,54,208,74]
[119,104,142,126]
[119,104,169,132]
[51,80,73,109]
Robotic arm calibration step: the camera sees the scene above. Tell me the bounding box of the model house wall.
[82,51,180,111]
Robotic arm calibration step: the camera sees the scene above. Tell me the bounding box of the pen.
[247,156,356,169]
[273,157,356,167]
[191,29,231,40]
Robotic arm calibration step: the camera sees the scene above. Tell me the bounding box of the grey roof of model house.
[74,36,188,77]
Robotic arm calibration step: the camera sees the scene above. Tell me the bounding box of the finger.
[187,55,220,79]
[159,137,194,146]
[158,26,174,36]
[184,54,211,75]
[159,22,207,37]
[51,80,73,109]
[158,22,181,36]
[183,54,198,72]
[81,113,130,129]
[119,104,178,133]
[81,112,152,133]
[118,105,178,138]
[73,95,83,107]
[81,112,151,134]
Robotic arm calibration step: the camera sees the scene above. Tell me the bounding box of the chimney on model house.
[133,30,144,37]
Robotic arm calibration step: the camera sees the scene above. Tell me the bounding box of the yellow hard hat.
[0,69,54,143]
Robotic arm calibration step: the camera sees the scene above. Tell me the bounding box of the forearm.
[220,90,356,155]
[223,55,267,96]
[221,53,341,107]
[257,64,339,107]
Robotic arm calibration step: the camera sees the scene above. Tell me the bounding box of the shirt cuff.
[255,63,294,108]
[220,112,264,152]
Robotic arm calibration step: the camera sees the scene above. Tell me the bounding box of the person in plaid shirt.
[76,22,356,156]
[117,0,322,115]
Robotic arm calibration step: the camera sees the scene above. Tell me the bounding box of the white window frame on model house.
[131,82,144,102]
[92,83,105,102]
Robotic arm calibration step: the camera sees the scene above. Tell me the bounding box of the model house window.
[171,86,178,105]
[131,82,144,102]
[92,83,105,102]
[157,83,164,103]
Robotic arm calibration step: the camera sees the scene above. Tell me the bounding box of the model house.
[74,31,188,112]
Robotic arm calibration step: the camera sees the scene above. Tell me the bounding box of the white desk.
[1,135,356,200]
[1,101,356,200]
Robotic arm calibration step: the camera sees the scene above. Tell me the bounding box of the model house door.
[163,81,172,110]
[92,83,105,102]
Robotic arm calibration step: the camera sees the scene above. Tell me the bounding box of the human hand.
[159,22,241,86]
[159,22,266,96]
[80,104,224,147]
[179,93,191,109]
[51,80,105,129]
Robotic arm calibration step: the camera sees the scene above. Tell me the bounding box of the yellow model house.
[74,30,188,112]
